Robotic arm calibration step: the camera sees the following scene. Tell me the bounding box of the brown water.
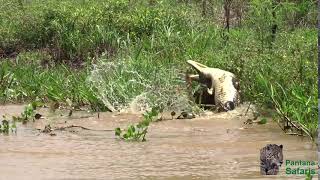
[0,104,317,180]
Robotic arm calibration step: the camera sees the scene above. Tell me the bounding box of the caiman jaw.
[187,60,208,74]
[186,60,239,112]
[187,60,212,89]
[187,74,200,82]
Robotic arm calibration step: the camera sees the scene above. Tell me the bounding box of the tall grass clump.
[0,0,192,62]
[0,52,105,110]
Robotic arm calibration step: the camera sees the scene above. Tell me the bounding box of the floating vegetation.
[115,107,161,142]
[12,102,43,123]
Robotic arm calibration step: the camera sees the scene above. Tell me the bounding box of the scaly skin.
[186,60,240,111]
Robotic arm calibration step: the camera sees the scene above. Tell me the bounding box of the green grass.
[0,0,317,138]
[0,52,106,111]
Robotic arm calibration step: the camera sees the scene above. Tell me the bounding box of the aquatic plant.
[12,102,43,123]
[115,107,160,142]
[0,116,17,134]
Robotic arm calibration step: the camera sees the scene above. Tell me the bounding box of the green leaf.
[142,120,150,126]
[258,118,267,124]
[136,123,142,128]
[31,102,38,110]
[11,123,16,129]
[115,127,121,136]
[150,106,159,116]
[12,116,18,121]
[127,125,134,135]
[130,125,135,133]
[143,114,149,120]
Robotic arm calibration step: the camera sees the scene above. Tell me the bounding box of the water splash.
[87,56,194,113]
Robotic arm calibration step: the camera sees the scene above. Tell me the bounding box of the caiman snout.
[222,101,235,111]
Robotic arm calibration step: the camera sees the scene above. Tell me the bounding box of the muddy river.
[0,104,317,180]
